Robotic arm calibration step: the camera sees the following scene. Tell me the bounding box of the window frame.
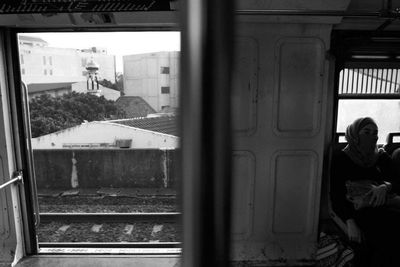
[335,61,400,144]
[8,28,182,256]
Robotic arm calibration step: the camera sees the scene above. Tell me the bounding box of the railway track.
[37,212,181,246]
[40,212,181,223]
[38,194,178,213]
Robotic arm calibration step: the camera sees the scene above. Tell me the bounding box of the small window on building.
[49,56,52,66]
[161,86,170,94]
[20,54,24,64]
[44,69,47,75]
[43,56,46,65]
[21,68,25,75]
[49,69,53,75]
[160,67,170,74]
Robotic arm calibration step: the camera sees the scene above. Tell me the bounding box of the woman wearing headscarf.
[330,117,400,266]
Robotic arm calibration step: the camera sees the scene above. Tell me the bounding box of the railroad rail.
[40,212,181,223]
[38,213,182,252]
[39,242,181,248]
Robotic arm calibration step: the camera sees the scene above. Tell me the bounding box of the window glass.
[337,68,400,144]
[161,67,170,74]
[161,86,170,94]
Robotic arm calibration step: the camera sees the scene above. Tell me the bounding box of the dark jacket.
[330,150,399,222]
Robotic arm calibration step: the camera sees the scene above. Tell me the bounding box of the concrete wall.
[123,51,179,112]
[33,149,178,189]
[31,121,179,149]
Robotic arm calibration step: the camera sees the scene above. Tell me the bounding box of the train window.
[336,67,400,144]
[17,32,181,254]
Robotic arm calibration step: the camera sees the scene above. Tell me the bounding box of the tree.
[98,74,124,94]
[29,92,126,138]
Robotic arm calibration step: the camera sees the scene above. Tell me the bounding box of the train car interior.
[0,0,400,266]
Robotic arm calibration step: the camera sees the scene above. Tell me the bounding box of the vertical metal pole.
[181,0,234,266]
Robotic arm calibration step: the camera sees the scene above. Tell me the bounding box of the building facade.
[123,51,179,112]
[19,35,116,85]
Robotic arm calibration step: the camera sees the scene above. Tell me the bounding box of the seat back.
[384,132,400,156]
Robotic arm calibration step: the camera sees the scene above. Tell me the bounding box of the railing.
[0,171,23,190]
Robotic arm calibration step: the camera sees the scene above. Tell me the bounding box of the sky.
[20,32,181,73]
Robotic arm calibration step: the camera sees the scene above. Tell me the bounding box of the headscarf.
[343,117,379,167]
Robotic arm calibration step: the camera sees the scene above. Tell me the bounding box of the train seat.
[383,132,400,156]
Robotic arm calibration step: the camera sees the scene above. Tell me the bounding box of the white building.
[31,115,179,149]
[19,35,116,85]
[123,51,179,112]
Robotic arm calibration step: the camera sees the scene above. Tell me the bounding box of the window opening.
[161,86,170,94]
[337,67,400,144]
[17,31,181,254]
[161,67,170,74]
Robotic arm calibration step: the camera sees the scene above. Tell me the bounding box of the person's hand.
[367,184,388,207]
[346,219,362,243]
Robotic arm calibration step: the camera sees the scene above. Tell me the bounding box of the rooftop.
[110,115,178,137]
[115,96,156,118]
[19,35,48,45]
[27,82,74,93]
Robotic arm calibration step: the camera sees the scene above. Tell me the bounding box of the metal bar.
[39,242,181,248]
[39,247,181,255]
[360,69,365,94]
[355,68,360,94]
[390,69,394,92]
[182,0,233,265]
[379,68,385,93]
[0,177,21,190]
[346,62,400,69]
[339,70,343,94]
[0,171,22,190]
[236,10,382,17]
[395,69,400,92]
[346,69,350,94]
[339,94,400,99]
[384,69,389,93]
[40,212,181,223]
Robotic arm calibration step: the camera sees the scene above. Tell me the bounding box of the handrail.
[0,171,22,191]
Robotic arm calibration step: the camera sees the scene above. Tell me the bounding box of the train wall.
[33,149,178,189]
